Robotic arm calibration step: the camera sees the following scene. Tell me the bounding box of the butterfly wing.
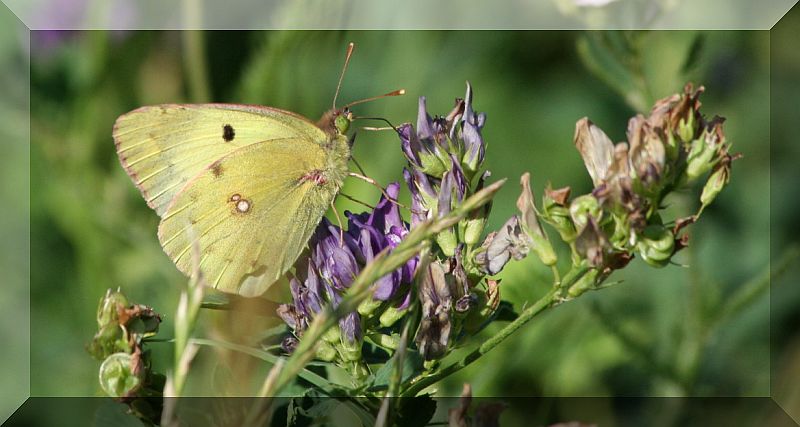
[113,104,325,216]
[157,138,339,297]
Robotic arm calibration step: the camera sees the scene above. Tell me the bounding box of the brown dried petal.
[545,184,571,206]
[416,261,453,360]
[627,116,665,184]
[517,172,546,238]
[574,117,615,187]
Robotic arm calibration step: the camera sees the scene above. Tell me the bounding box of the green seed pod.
[636,224,675,267]
[379,305,408,328]
[357,297,383,317]
[436,228,458,257]
[99,352,142,398]
[463,215,487,246]
[368,333,400,350]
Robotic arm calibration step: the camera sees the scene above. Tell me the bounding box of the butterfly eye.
[334,111,352,135]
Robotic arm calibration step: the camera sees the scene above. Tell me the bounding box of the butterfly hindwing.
[157,138,333,296]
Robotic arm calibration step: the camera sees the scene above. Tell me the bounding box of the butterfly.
[113,43,403,297]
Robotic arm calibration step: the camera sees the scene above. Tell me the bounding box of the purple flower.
[403,167,437,226]
[461,83,487,172]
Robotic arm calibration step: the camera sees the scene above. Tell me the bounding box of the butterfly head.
[317,108,354,137]
[334,108,354,135]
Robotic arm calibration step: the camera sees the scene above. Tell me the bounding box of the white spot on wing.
[236,199,251,213]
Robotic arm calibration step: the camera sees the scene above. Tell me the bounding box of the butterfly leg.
[330,200,345,248]
[350,155,368,176]
[347,172,410,209]
[339,192,376,211]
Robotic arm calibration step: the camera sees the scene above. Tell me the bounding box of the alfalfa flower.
[277,184,416,369]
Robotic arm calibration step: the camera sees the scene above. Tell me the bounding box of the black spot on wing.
[222,124,235,142]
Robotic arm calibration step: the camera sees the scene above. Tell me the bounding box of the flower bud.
[463,214,488,247]
[677,113,696,144]
[685,117,725,182]
[685,137,716,182]
[700,154,732,206]
[461,82,487,174]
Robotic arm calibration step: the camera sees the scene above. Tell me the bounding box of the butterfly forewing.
[157,138,334,297]
[113,104,326,216]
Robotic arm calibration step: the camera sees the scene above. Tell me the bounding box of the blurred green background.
[23,19,797,420]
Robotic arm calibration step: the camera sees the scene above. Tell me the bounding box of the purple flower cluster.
[280,83,504,363]
[400,84,487,224]
[278,184,416,350]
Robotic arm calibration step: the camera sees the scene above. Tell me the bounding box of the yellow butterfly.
[113,43,402,297]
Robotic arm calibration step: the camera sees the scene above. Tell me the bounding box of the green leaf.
[368,349,424,391]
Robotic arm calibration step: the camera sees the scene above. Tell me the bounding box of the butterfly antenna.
[343,89,406,110]
[332,42,356,110]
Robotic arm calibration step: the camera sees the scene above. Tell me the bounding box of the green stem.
[266,180,506,396]
[401,265,590,397]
